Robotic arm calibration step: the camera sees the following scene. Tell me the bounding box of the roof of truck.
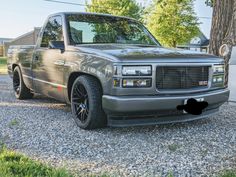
[49,12,137,21]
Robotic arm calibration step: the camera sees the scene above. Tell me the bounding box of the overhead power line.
[44,0,87,7]
[43,0,212,20]
[198,17,212,19]
[43,0,121,10]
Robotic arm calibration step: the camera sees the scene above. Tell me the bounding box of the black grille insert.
[156,66,209,90]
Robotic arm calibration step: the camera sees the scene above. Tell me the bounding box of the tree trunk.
[209,0,234,55]
[209,0,236,85]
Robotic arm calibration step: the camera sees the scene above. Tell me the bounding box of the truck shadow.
[18,96,215,132]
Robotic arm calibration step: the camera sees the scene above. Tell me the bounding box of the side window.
[41,16,63,48]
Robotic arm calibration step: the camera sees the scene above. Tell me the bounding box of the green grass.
[0,57,7,64]
[0,140,235,177]
[9,119,20,127]
[168,143,180,152]
[0,57,7,74]
[0,147,73,177]
[219,170,236,177]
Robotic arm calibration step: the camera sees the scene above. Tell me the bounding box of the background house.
[177,31,209,53]
[3,27,41,57]
[0,38,13,57]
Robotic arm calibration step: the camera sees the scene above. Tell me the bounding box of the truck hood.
[75,44,223,63]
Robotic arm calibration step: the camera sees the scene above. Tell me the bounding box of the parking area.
[0,75,236,176]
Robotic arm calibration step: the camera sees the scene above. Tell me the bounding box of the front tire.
[71,75,107,129]
[13,66,33,99]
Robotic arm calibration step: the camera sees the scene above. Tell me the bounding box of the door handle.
[54,60,65,66]
[34,55,39,61]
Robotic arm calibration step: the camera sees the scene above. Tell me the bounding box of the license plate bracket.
[183,98,205,114]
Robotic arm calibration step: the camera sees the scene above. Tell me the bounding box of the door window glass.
[41,16,63,47]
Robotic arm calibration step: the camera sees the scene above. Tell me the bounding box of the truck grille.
[156,66,209,90]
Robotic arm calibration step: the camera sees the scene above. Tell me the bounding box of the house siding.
[3,27,41,56]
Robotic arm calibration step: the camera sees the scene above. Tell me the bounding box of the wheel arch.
[12,63,19,71]
[67,72,103,102]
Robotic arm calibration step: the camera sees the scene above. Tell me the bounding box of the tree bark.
[209,0,236,85]
[209,0,234,56]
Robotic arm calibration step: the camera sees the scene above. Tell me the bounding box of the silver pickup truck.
[7,12,229,129]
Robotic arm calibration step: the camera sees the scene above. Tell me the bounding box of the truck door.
[229,46,236,102]
[32,15,66,101]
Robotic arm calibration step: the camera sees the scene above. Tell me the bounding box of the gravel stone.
[0,75,236,176]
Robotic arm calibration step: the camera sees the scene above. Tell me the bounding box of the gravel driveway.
[0,75,236,177]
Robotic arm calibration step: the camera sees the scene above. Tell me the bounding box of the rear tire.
[13,66,33,99]
[71,75,107,130]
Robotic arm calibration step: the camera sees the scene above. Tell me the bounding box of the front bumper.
[102,89,229,127]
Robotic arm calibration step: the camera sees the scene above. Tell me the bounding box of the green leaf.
[86,0,143,20]
[145,0,200,47]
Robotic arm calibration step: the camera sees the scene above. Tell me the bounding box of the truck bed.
[7,45,35,76]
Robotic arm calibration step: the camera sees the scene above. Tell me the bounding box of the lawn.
[0,145,112,177]
[0,147,73,177]
[219,171,236,177]
[0,57,7,74]
[0,146,235,177]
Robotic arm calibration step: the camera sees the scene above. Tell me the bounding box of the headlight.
[122,78,152,88]
[122,66,152,76]
[212,75,224,87]
[212,64,225,88]
[213,65,224,74]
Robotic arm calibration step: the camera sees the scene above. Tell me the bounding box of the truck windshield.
[66,14,159,46]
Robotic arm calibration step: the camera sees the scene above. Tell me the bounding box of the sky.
[0,0,213,39]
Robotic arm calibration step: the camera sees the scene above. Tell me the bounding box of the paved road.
[0,75,236,177]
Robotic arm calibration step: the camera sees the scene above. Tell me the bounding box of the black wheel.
[13,66,33,99]
[71,75,107,129]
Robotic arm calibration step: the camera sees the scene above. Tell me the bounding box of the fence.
[0,45,3,57]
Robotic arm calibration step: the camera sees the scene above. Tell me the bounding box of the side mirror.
[219,44,230,57]
[49,41,65,52]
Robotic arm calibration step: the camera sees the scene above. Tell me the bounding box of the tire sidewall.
[13,67,22,99]
[71,77,92,129]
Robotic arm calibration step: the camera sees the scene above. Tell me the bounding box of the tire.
[71,75,107,130]
[13,66,33,99]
